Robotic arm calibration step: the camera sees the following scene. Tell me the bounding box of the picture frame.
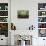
[17,10,29,19]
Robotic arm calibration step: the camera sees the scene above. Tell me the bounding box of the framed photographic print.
[38,29,46,37]
[0,23,8,37]
[38,3,46,10]
[17,10,29,19]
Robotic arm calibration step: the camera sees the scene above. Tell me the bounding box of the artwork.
[0,17,8,22]
[38,29,46,37]
[38,11,46,16]
[38,17,46,22]
[38,3,46,10]
[0,23,8,37]
[0,11,8,16]
[0,3,8,10]
[17,10,29,18]
[38,23,46,28]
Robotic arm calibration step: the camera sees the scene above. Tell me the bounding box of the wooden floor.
[0,45,8,46]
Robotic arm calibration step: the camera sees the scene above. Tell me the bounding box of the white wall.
[11,0,38,45]
[11,0,46,46]
[11,0,46,30]
[11,0,38,30]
